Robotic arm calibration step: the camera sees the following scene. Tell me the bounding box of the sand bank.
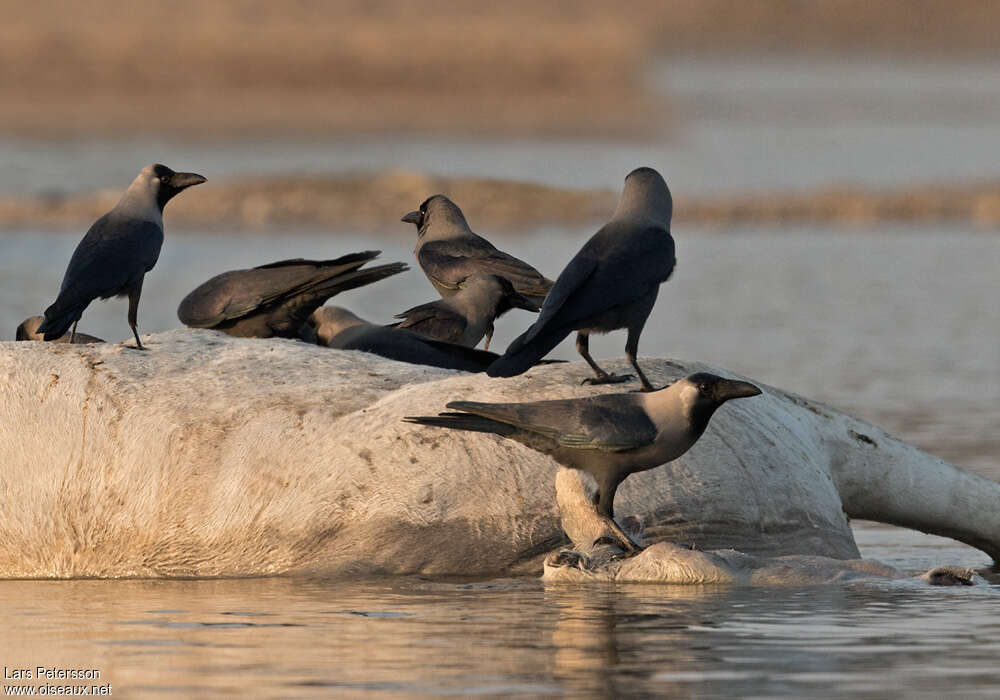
[2,172,999,231]
[3,1,999,137]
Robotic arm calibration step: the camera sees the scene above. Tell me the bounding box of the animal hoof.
[581,373,634,386]
[924,566,977,586]
[612,548,643,560]
[593,535,644,558]
[550,550,594,570]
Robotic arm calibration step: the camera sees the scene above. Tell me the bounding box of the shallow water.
[0,524,997,699]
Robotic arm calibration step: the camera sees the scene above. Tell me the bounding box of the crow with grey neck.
[488,167,675,391]
[36,163,206,349]
[306,306,501,373]
[402,195,552,347]
[177,252,407,338]
[406,373,761,553]
[392,273,539,349]
[16,316,103,344]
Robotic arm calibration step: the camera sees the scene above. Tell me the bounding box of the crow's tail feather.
[486,323,572,378]
[311,262,408,303]
[36,301,83,341]
[403,413,516,437]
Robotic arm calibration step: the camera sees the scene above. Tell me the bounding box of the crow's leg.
[594,473,642,554]
[577,332,632,385]
[625,326,656,392]
[127,279,146,350]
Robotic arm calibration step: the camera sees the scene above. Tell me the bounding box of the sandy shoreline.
[2,172,998,232]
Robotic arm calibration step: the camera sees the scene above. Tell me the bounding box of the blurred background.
[2,0,998,475]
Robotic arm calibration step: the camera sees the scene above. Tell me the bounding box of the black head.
[401,195,469,234]
[626,166,663,180]
[15,315,46,340]
[687,372,761,402]
[491,275,541,315]
[679,372,762,433]
[619,166,672,224]
[151,163,206,210]
[401,196,433,230]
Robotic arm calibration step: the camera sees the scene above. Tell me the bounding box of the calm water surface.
[1,527,998,700]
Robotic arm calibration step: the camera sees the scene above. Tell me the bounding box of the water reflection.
[541,582,1000,698]
[1,565,999,698]
[547,584,718,698]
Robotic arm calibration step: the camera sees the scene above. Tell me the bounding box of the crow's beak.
[401,210,423,226]
[717,379,762,401]
[509,291,540,312]
[170,172,207,190]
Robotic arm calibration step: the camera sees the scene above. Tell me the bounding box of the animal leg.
[595,473,642,554]
[70,321,78,344]
[598,519,643,554]
[577,332,632,386]
[625,326,656,392]
[127,279,146,351]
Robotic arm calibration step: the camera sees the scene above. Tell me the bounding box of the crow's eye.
[160,176,170,184]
